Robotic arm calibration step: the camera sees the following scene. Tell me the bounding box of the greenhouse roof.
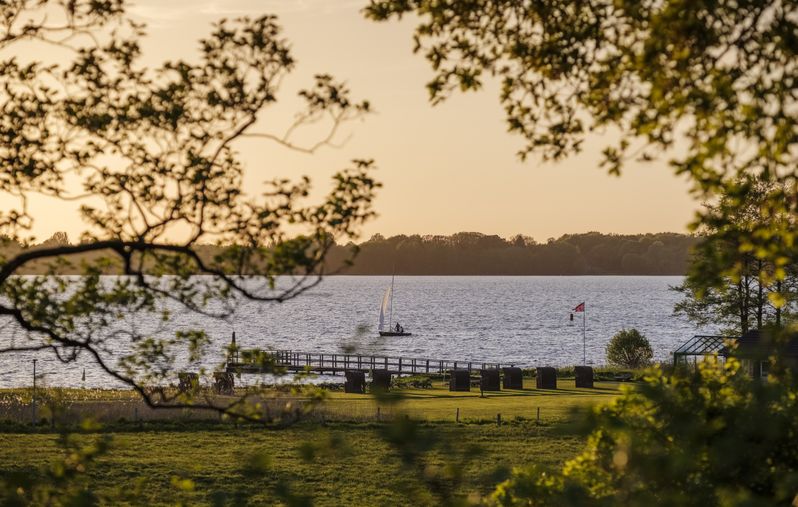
[673,335,735,357]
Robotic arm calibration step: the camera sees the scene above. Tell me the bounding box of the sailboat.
[378,273,412,336]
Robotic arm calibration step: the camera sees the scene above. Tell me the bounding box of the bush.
[605,329,653,369]
[491,355,798,506]
[520,366,645,380]
[391,376,433,389]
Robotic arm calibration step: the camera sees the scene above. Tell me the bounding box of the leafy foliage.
[493,356,798,506]
[0,421,115,506]
[364,0,798,293]
[674,178,798,335]
[605,329,653,369]
[360,8,798,498]
[361,3,798,505]
[0,420,585,505]
[0,0,378,417]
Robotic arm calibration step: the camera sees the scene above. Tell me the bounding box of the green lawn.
[0,422,587,506]
[321,379,621,423]
[0,380,625,505]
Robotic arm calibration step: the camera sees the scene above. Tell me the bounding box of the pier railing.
[228,349,515,376]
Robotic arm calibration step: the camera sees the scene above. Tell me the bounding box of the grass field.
[322,379,620,422]
[0,380,625,505]
[0,378,622,425]
[0,422,588,505]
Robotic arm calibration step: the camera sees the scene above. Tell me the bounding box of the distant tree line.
[325,232,699,275]
[4,231,698,275]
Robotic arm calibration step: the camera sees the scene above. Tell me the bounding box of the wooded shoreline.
[5,231,699,276]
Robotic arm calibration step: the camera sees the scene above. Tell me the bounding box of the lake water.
[0,276,714,388]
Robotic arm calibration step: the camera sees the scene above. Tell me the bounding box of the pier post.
[230,333,238,364]
[32,359,37,426]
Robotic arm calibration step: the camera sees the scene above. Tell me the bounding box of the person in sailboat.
[395,322,404,333]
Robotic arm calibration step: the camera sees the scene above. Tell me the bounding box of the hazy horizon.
[27,229,695,246]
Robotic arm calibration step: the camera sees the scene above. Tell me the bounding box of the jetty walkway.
[226,349,517,376]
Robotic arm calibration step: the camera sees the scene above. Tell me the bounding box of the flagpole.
[582,303,586,365]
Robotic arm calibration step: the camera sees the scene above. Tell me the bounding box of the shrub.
[605,329,653,369]
[491,355,798,506]
[391,375,433,389]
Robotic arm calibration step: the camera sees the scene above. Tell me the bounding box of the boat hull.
[378,331,413,337]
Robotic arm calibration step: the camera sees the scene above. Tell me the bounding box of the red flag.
[573,302,585,312]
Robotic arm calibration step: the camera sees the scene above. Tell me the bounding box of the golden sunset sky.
[24,0,699,243]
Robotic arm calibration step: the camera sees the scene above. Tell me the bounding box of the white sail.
[379,286,392,331]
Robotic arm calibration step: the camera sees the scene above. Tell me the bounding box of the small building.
[479,369,501,391]
[736,329,798,379]
[178,372,200,394]
[370,369,392,392]
[449,369,471,392]
[501,367,523,389]
[536,367,557,389]
[673,330,798,380]
[213,372,235,395]
[345,370,366,394]
[574,366,594,388]
[673,334,733,366]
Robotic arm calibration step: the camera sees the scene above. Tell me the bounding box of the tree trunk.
[756,259,764,330]
[738,278,748,334]
[739,257,751,334]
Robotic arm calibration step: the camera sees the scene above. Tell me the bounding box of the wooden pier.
[226,349,516,376]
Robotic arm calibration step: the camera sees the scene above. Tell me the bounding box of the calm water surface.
[0,276,714,387]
